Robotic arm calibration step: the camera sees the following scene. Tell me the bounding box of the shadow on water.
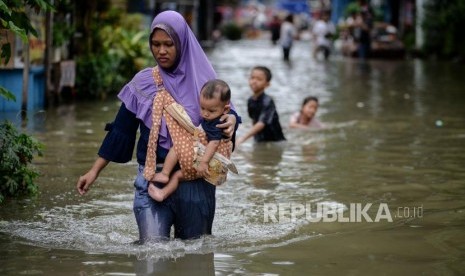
[1,38,465,274]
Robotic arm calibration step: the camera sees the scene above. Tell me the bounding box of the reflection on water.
[1,39,465,274]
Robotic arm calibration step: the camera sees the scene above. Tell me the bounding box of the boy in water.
[237,66,286,145]
[148,79,232,202]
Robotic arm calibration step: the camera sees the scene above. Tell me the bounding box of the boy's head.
[200,79,231,121]
[249,66,272,95]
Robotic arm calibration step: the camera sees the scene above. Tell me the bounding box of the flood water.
[1,38,465,275]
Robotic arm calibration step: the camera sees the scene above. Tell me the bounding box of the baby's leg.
[152,172,169,184]
[152,148,178,184]
[148,170,183,202]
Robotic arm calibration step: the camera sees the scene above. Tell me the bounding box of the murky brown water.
[1,38,465,275]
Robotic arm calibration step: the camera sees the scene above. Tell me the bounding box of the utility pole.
[416,0,425,49]
[21,40,30,123]
[44,0,54,108]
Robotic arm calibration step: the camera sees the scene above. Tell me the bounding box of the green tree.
[0,121,43,203]
[0,0,52,203]
[0,0,54,100]
[423,0,465,59]
[75,7,152,99]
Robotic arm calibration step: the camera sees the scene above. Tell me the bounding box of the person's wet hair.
[302,96,319,107]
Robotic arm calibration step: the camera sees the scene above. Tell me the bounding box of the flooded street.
[1,38,465,275]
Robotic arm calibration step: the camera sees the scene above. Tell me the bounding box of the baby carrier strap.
[143,67,237,186]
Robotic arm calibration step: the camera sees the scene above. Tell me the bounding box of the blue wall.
[0,66,45,112]
[331,0,352,24]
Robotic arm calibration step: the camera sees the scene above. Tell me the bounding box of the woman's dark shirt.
[98,103,240,165]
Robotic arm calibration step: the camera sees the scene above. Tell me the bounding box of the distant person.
[354,1,374,59]
[289,96,323,129]
[354,11,372,59]
[237,66,286,145]
[279,14,297,61]
[312,11,335,60]
[148,79,233,201]
[358,0,375,16]
[269,15,282,45]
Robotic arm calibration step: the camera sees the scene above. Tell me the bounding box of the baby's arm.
[196,139,220,177]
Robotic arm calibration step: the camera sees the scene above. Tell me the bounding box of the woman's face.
[151,29,177,69]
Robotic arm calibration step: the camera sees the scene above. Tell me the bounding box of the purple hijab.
[117,10,217,149]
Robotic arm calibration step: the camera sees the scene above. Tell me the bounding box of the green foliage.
[0,42,12,64]
[344,1,382,21]
[0,0,54,63]
[372,7,384,22]
[0,121,44,203]
[0,86,16,101]
[52,22,75,47]
[344,2,361,17]
[100,13,152,80]
[402,29,415,53]
[52,0,74,47]
[0,1,50,203]
[221,23,243,40]
[422,0,465,59]
[0,0,54,101]
[76,12,152,99]
[75,52,121,99]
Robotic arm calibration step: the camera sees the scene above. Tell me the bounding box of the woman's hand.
[216,114,236,139]
[77,170,97,195]
[76,157,109,195]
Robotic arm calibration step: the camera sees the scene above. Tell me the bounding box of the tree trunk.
[21,41,30,123]
[45,4,55,108]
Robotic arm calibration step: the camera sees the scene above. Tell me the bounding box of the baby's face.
[302,100,318,119]
[200,95,228,121]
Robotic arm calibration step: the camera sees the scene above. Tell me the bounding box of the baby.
[148,79,232,201]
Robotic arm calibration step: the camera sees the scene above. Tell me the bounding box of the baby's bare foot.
[152,172,169,184]
[148,183,166,202]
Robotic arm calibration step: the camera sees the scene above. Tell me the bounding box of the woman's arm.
[216,111,239,138]
[216,109,241,149]
[216,114,236,137]
[77,103,140,195]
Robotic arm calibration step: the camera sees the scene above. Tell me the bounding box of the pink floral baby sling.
[143,67,237,185]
